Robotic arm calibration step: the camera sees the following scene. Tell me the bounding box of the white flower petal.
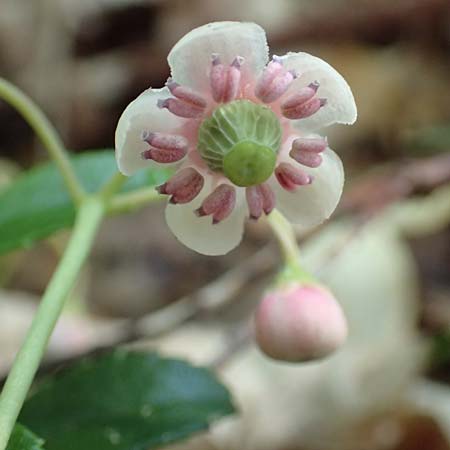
[280,52,357,131]
[115,87,184,176]
[165,181,247,255]
[168,22,269,92]
[271,147,344,231]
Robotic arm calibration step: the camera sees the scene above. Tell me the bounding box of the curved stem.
[107,186,163,214]
[0,77,84,204]
[266,209,315,284]
[266,209,300,266]
[99,171,128,200]
[0,198,104,449]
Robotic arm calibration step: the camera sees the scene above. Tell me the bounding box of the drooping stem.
[266,209,301,266]
[0,198,104,449]
[0,77,84,203]
[266,209,315,284]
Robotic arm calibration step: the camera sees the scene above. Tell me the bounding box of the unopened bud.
[254,283,347,362]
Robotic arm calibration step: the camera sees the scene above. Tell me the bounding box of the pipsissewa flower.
[115,22,357,255]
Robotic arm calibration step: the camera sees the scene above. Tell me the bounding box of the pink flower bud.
[254,284,347,362]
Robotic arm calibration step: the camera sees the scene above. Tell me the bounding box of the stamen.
[246,186,263,220]
[291,137,327,154]
[141,131,188,163]
[289,149,322,168]
[281,97,326,120]
[143,131,188,152]
[255,57,297,103]
[166,79,207,108]
[195,184,236,224]
[258,183,275,215]
[275,163,312,191]
[141,148,185,163]
[210,55,242,103]
[290,137,326,168]
[156,168,204,204]
[246,183,275,220]
[157,98,204,119]
[281,82,319,110]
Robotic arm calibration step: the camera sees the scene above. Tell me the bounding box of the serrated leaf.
[0,151,172,255]
[7,424,45,450]
[20,351,234,450]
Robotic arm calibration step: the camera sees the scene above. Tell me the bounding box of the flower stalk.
[0,77,85,204]
[0,198,104,450]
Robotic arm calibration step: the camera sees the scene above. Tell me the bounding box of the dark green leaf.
[0,151,172,255]
[20,351,234,450]
[7,423,45,450]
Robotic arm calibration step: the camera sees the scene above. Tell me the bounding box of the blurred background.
[1,0,450,449]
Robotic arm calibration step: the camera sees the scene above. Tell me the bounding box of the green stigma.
[197,100,282,187]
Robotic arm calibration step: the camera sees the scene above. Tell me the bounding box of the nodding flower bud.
[254,283,347,362]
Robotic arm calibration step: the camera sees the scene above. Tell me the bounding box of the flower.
[254,283,348,362]
[115,22,357,255]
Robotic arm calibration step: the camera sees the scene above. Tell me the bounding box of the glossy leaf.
[7,424,45,450]
[20,351,234,450]
[0,151,171,255]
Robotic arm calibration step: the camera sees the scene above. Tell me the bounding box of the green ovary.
[197,100,282,187]
[223,141,276,186]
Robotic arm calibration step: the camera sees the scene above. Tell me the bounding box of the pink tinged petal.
[157,167,204,204]
[165,182,247,255]
[270,147,344,231]
[166,79,207,108]
[157,98,204,119]
[210,55,242,103]
[275,162,312,191]
[195,184,236,224]
[115,87,184,176]
[167,22,268,91]
[278,52,357,131]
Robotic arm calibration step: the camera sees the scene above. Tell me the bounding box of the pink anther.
[282,97,326,120]
[255,57,297,103]
[210,55,243,103]
[291,137,327,154]
[275,163,312,191]
[246,183,275,220]
[157,98,204,119]
[156,168,204,204]
[143,131,188,152]
[195,184,236,224]
[166,79,207,108]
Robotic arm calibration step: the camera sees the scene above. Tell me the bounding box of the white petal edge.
[168,21,269,92]
[115,87,184,176]
[165,180,247,256]
[271,147,344,231]
[279,52,357,131]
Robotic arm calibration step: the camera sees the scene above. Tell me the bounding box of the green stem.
[0,198,104,449]
[99,172,128,200]
[0,77,84,204]
[266,209,300,266]
[266,209,315,284]
[108,186,163,214]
